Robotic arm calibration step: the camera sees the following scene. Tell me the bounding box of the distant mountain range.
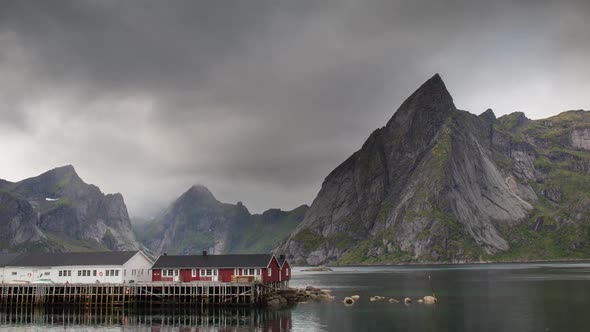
[3,74,590,265]
[0,165,140,252]
[275,74,590,265]
[136,185,308,255]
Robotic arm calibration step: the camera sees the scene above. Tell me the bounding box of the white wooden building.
[2,251,153,284]
[0,253,23,283]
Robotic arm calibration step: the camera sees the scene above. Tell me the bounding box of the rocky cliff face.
[139,185,307,255]
[275,74,590,265]
[0,165,140,252]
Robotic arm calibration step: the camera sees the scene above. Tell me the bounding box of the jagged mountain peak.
[385,74,456,146]
[479,108,497,121]
[179,184,218,204]
[0,166,140,252]
[43,165,82,181]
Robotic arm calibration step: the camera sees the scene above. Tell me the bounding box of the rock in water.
[350,295,360,301]
[343,297,355,305]
[404,297,412,304]
[423,296,437,304]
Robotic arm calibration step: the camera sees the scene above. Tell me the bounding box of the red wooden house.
[151,252,282,285]
[277,254,291,285]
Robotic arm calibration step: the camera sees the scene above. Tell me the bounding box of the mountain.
[138,185,308,255]
[0,165,140,252]
[275,74,590,265]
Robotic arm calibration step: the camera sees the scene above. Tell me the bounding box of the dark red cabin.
[151,252,282,285]
[277,255,291,283]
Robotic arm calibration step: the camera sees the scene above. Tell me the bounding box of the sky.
[1,0,589,218]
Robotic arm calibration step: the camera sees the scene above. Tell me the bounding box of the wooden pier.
[0,282,282,308]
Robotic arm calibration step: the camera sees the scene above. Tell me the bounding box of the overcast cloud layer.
[1,0,589,218]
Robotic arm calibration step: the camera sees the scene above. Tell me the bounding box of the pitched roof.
[7,251,139,267]
[278,256,288,267]
[152,254,274,269]
[0,253,23,267]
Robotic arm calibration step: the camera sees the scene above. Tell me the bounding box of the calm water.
[2,263,590,331]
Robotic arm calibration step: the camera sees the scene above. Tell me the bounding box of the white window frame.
[192,269,197,277]
[286,268,289,276]
[268,268,271,277]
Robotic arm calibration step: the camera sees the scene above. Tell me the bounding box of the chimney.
[202,250,208,256]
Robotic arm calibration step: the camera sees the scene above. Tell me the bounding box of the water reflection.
[0,306,292,331]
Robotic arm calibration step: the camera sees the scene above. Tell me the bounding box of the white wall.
[4,265,126,284]
[3,252,154,284]
[122,251,153,283]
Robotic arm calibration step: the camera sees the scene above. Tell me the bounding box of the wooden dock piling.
[0,282,279,308]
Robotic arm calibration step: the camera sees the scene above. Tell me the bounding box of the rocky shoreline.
[265,286,334,307]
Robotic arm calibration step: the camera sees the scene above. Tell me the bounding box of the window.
[200,269,217,277]
[82,270,86,277]
[268,268,271,277]
[286,268,289,276]
[59,271,63,277]
[234,269,239,275]
[192,269,197,277]
[106,270,110,277]
[164,269,177,277]
[78,270,82,276]
[93,270,97,277]
[115,270,119,277]
[11,272,17,276]
[87,270,91,276]
[44,272,50,276]
[67,270,72,277]
[257,269,261,276]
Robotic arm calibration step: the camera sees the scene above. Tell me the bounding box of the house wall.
[280,261,291,282]
[152,267,273,283]
[3,265,126,284]
[122,252,153,283]
[3,252,154,284]
[152,269,163,282]
[262,256,281,283]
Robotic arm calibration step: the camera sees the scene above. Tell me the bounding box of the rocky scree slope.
[275,74,590,265]
[0,165,140,252]
[138,185,308,255]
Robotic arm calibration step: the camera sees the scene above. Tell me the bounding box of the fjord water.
[2,263,589,331]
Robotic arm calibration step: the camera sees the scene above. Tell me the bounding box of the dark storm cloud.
[1,0,589,216]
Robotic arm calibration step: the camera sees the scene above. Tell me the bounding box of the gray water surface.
[2,263,589,331]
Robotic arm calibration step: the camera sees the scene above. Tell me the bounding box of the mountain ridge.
[137,184,308,255]
[0,165,140,252]
[275,74,590,265]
